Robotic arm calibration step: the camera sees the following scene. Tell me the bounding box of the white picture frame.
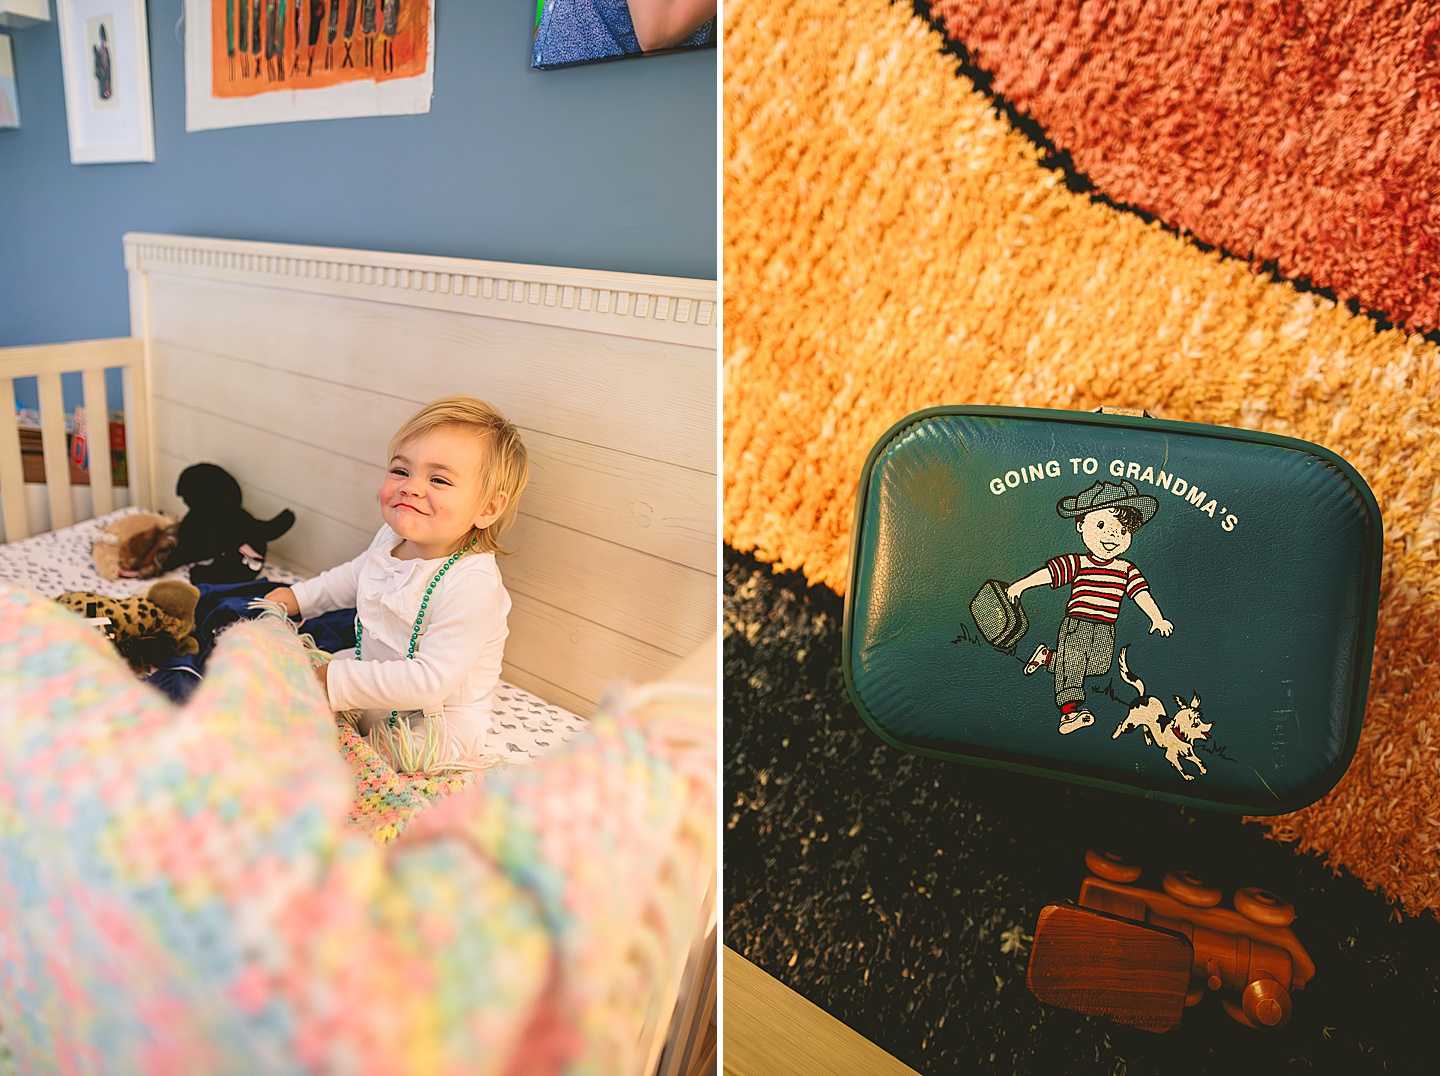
[56,0,154,163]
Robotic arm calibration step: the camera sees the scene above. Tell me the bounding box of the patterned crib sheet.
[488,685,588,763]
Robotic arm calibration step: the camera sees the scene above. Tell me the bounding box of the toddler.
[266,396,530,763]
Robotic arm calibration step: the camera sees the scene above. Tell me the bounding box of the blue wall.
[0,1,717,362]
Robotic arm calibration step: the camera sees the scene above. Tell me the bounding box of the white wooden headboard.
[124,233,717,717]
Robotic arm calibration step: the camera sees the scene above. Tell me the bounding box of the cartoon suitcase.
[969,578,1029,651]
[843,406,1382,813]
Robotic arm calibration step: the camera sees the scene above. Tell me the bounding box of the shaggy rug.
[724,0,1439,916]
[725,549,1439,1074]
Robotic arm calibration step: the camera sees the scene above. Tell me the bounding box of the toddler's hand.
[1005,581,1025,604]
[1150,618,1174,637]
[315,661,329,693]
[264,586,300,617]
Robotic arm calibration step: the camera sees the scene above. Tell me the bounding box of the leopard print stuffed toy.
[56,580,202,664]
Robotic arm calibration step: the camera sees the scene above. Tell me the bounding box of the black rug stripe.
[906,0,1440,346]
[723,545,1439,1075]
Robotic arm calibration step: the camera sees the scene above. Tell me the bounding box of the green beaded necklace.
[354,546,467,727]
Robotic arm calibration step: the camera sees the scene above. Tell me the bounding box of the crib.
[0,233,717,1075]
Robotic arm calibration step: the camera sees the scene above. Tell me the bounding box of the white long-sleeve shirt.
[290,524,510,754]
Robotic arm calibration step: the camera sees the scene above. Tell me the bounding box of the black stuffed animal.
[162,463,297,583]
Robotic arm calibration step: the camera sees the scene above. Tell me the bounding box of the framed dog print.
[56,0,155,163]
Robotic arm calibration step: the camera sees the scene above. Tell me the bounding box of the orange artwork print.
[210,1,430,98]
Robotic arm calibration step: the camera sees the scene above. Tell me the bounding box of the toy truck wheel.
[1085,849,1142,883]
[1241,976,1292,1028]
[1162,870,1222,907]
[1234,887,1296,927]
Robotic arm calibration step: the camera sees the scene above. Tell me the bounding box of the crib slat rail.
[81,367,115,516]
[0,376,26,543]
[35,371,73,531]
[0,337,145,541]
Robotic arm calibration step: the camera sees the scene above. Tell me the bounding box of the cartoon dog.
[1111,645,1211,780]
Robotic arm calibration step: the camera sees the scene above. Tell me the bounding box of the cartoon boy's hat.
[1056,479,1158,523]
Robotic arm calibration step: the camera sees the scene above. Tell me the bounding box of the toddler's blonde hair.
[388,396,530,556]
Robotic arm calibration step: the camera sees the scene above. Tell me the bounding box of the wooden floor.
[722,948,920,1076]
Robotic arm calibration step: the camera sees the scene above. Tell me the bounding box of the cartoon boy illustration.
[1006,479,1173,735]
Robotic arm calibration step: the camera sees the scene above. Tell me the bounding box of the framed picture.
[0,33,19,129]
[183,1,435,132]
[56,0,155,163]
[532,0,718,70]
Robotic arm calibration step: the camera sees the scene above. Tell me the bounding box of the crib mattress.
[0,507,587,766]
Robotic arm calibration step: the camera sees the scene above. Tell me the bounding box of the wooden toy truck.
[1027,850,1315,1033]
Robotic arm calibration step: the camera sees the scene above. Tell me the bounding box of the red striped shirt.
[1046,554,1149,624]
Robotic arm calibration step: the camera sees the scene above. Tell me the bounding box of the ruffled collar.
[358,539,454,651]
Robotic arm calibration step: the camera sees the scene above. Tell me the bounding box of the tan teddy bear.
[91,512,180,581]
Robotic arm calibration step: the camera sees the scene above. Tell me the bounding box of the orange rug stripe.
[724,0,1440,915]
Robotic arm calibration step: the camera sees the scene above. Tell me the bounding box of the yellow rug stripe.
[724,0,1440,914]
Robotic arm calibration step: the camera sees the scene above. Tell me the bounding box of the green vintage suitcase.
[842,406,1382,814]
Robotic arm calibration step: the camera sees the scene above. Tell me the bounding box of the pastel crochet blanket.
[336,720,482,843]
[0,583,715,1075]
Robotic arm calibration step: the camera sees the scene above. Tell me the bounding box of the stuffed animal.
[56,580,202,664]
[161,463,297,584]
[92,511,180,580]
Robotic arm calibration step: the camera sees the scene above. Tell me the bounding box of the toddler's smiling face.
[380,426,503,560]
